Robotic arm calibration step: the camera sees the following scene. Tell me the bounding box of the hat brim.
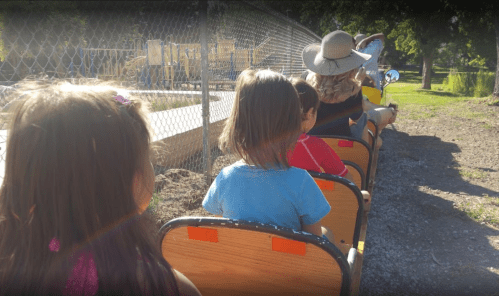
[302,43,372,76]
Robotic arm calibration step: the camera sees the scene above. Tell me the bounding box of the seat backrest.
[315,135,372,182]
[342,160,366,190]
[308,171,363,250]
[160,217,351,296]
[366,119,378,150]
[367,118,378,139]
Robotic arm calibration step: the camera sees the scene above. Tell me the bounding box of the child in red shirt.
[288,78,354,182]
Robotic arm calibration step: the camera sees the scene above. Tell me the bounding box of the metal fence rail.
[0,0,321,183]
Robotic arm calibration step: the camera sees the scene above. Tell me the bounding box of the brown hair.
[219,69,302,169]
[307,68,362,104]
[291,78,320,117]
[0,78,180,295]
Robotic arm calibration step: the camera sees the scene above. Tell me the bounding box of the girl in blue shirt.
[203,69,333,240]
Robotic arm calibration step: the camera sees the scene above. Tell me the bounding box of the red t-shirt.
[288,133,348,176]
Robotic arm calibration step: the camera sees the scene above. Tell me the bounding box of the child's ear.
[304,108,315,119]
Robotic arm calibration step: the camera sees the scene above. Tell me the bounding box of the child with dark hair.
[203,69,334,241]
[287,78,354,182]
[0,79,200,296]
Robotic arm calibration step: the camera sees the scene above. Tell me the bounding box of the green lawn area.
[381,68,483,120]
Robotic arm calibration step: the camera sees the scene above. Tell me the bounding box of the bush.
[443,69,495,97]
[474,71,495,97]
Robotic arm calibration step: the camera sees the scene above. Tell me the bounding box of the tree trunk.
[493,15,499,100]
[422,54,433,89]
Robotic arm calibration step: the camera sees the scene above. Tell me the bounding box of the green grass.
[382,69,477,120]
[458,200,499,227]
[458,168,489,180]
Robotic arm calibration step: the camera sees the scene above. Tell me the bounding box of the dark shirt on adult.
[308,90,363,137]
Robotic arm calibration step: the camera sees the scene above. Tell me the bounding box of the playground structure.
[77,37,289,90]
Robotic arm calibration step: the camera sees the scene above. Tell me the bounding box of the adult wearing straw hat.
[302,30,371,142]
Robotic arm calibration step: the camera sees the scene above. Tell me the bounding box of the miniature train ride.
[158,70,400,295]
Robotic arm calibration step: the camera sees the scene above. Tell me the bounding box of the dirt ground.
[149,96,499,296]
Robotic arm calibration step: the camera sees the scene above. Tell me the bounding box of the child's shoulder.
[286,166,311,175]
[218,160,248,175]
[303,134,328,145]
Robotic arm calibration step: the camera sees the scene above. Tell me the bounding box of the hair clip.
[114,95,131,105]
[49,237,60,252]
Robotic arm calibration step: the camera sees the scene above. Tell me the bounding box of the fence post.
[161,41,165,89]
[177,44,180,71]
[80,48,85,77]
[200,0,211,184]
[90,51,95,78]
[286,25,292,76]
[229,52,234,80]
[145,42,151,89]
[250,46,253,67]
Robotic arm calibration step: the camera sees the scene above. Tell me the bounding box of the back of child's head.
[291,78,320,116]
[219,69,302,169]
[0,78,179,295]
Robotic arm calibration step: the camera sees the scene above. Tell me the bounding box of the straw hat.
[302,30,371,76]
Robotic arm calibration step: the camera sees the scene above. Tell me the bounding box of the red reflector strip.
[315,179,335,191]
[272,237,306,256]
[338,140,354,147]
[187,227,218,243]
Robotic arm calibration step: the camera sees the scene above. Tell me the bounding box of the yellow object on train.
[362,86,382,105]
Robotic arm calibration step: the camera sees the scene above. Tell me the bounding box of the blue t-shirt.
[202,160,331,231]
[359,39,383,90]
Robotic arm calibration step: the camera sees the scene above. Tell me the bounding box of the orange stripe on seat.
[187,226,219,243]
[338,140,354,147]
[272,237,306,256]
[315,179,335,191]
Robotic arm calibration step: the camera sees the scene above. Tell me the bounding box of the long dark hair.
[0,79,180,295]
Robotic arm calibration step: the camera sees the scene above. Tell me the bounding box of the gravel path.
[359,99,499,296]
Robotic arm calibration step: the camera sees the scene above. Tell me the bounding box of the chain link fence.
[0,0,321,182]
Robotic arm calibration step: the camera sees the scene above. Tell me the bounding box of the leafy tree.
[450,1,499,99]
[265,0,456,89]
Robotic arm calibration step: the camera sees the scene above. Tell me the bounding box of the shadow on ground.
[360,128,499,296]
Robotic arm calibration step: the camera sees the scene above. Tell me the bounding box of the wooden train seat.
[160,217,353,296]
[366,119,380,193]
[312,135,372,190]
[342,160,366,191]
[366,119,378,151]
[307,171,365,251]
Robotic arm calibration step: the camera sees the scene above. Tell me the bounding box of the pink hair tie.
[114,95,131,105]
[49,237,60,252]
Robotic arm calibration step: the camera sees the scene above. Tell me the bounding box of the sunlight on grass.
[457,199,499,228]
[382,69,476,120]
[458,168,489,180]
